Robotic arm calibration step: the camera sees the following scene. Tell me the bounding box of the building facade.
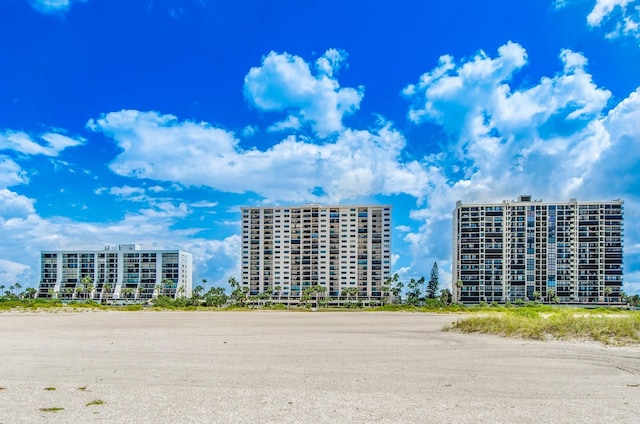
[452,196,623,304]
[241,205,392,301]
[38,244,193,301]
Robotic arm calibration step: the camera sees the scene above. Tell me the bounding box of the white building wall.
[241,204,392,300]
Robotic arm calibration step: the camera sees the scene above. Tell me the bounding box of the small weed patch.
[86,399,105,406]
[40,407,64,412]
[43,387,56,391]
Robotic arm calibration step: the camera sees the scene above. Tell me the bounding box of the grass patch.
[40,407,64,412]
[77,386,87,391]
[446,310,640,345]
[0,299,63,311]
[371,303,469,312]
[123,304,143,311]
[86,399,105,406]
[0,298,107,312]
[43,387,56,391]
[66,301,104,310]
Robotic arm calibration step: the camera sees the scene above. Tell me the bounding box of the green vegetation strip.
[0,298,106,311]
[446,310,640,345]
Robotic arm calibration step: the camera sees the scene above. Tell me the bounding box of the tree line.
[4,259,640,308]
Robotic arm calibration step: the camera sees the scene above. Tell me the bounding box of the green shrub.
[424,298,441,308]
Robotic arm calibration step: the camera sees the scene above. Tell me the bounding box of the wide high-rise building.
[241,205,392,301]
[452,196,623,304]
[38,244,193,301]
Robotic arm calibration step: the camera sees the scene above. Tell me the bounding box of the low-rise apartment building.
[38,244,192,301]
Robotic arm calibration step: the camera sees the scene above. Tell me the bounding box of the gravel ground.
[0,310,638,423]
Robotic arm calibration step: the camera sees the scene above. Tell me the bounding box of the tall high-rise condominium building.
[241,205,392,300]
[38,244,193,301]
[452,196,623,304]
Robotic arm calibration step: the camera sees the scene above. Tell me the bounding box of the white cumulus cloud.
[401,41,640,289]
[0,258,31,287]
[0,130,85,157]
[29,0,88,15]
[586,0,640,40]
[243,49,364,137]
[108,185,147,200]
[0,157,28,189]
[0,188,36,218]
[88,110,431,203]
[0,184,240,289]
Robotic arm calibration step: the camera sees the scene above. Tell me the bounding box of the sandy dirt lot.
[0,310,638,423]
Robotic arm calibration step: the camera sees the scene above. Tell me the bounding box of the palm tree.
[548,289,555,304]
[274,285,282,302]
[439,288,452,305]
[229,277,247,306]
[381,274,399,305]
[122,287,135,299]
[455,280,463,304]
[263,286,273,305]
[314,285,327,308]
[604,287,612,305]
[81,276,93,300]
[391,280,404,304]
[229,277,239,291]
[532,291,541,303]
[102,283,112,304]
[25,287,37,299]
[162,279,174,298]
[85,281,94,301]
[381,279,391,306]
[342,287,358,305]
[301,287,311,307]
[15,282,22,297]
[137,285,144,300]
[202,278,207,295]
[193,285,204,300]
[203,286,222,307]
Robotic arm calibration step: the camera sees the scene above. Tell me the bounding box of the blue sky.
[2,0,640,294]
